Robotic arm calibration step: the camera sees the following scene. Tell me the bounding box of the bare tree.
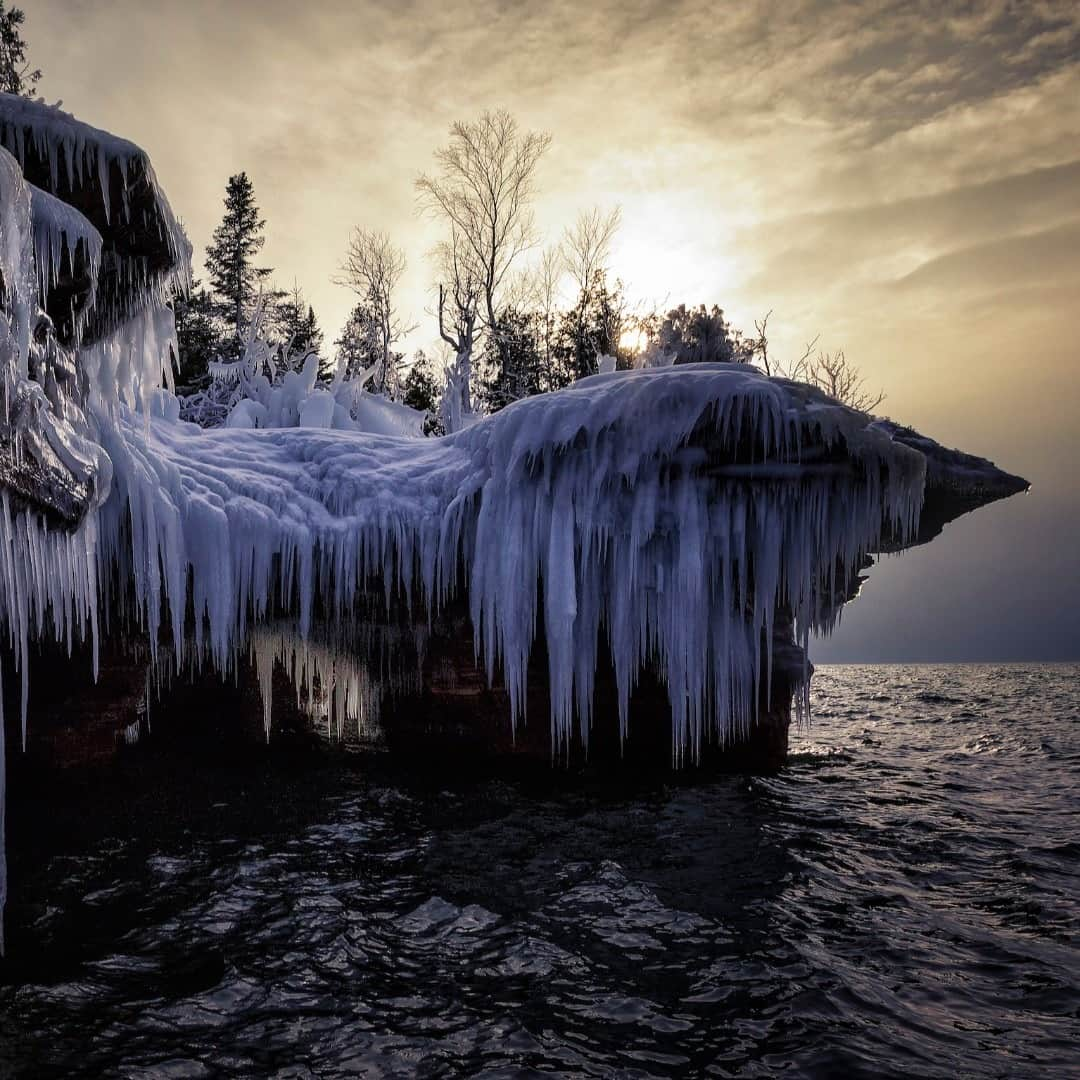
[533,245,565,314]
[416,110,551,428]
[752,310,773,375]
[784,336,819,383]
[754,317,885,412]
[559,207,624,375]
[334,229,410,395]
[804,349,885,413]
[562,207,621,302]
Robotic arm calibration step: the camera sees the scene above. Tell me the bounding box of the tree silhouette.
[0,3,40,96]
[205,173,274,350]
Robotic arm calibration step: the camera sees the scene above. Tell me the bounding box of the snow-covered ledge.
[0,96,1028,945]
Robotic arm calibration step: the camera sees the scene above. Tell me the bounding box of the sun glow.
[618,326,647,355]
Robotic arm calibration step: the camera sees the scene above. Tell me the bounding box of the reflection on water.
[1,665,1077,1078]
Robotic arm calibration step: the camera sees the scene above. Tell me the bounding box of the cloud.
[20,0,1080,659]
[736,158,1080,298]
[893,221,1080,295]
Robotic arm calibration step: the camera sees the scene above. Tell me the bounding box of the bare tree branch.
[804,349,885,413]
[765,326,885,413]
[334,229,412,394]
[753,310,772,375]
[562,206,621,302]
[417,110,551,335]
[416,110,551,429]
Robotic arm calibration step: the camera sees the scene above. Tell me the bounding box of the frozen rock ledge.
[0,95,1028,944]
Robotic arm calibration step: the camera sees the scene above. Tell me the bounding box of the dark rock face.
[10,615,800,780]
[0,312,98,529]
[0,299,102,529]
[2,639,146,771]
[0,427,94,531]
[881,422,1029,549]
[381,607,802,776]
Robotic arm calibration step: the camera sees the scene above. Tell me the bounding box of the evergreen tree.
[478,308,544,412]
[554,270,626,384]
[333,300,404,394]
[0,3,40,96]
[297,305,321,356]
[402,350,443,435]
[204,173,274,352]
[332,302,377,381]
[274,283,323,362]
[172,278,219,389]
[657,304,751,365]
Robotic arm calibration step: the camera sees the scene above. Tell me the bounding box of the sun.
[618,326,647,355]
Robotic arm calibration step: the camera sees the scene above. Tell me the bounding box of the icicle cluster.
[0,92,191,332]
[28,186,102,334]
[79,304,177,418]
[77,365,923,763]
[0,148,35,396]
[249,622,417,744]
[0,92,188,260]
[0,97,932,950]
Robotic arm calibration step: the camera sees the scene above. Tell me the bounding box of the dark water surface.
[1,664,1077,1078]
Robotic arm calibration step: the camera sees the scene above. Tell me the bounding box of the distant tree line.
[171,145,772,433]
[4,13,882,427]
[175,147,881,432]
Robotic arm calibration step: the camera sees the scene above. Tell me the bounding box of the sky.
[25,0,1080,660]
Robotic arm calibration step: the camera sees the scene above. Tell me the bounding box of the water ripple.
[0,663,1077,1077]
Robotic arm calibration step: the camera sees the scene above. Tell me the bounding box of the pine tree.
[658,304,752,365]
[478,308,544,412]
[332,302,378,382]
[0,3,40,96]
[554,270,626,384]
[204,173,274,352]
[402,350,443,435]
[274,283,323,363]
[172,278,220,389]
[298,305,322,355]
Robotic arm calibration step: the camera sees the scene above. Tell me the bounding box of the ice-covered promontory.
[0,95,1028,945]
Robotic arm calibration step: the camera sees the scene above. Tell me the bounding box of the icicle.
[29,186,103,323]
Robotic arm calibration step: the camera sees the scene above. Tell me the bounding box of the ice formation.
[180,301,427,438]
[29,186,102,334]
[0,95,936,949]
[247,620,421,743]
[0,92,190,339]
[215,346,425,437]
[88,365,924,753]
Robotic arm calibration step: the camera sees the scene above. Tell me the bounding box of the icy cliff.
[0,95,1028,949]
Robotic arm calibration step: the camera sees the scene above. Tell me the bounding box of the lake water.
[0,664,1077,1078]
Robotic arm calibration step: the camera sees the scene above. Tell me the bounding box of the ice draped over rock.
[0,95,1028,950]
[97,367,924,749]
[0,92,190,338]
[0,95,932,764]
